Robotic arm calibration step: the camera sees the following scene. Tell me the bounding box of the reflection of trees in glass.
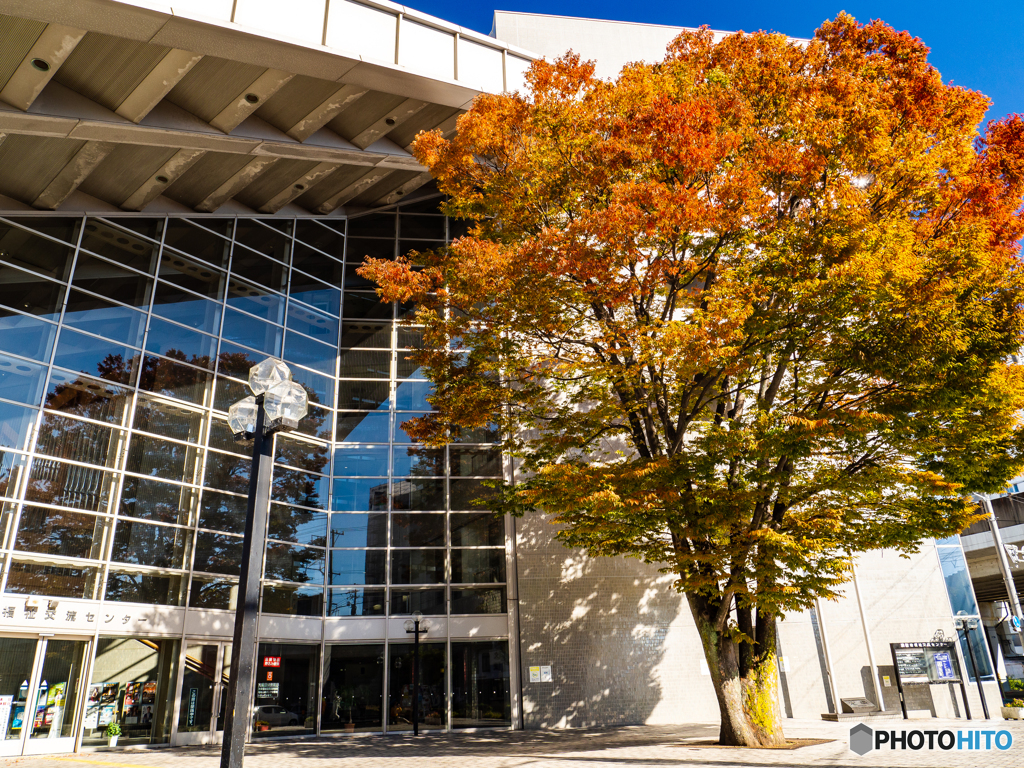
[264,542,324,584]
[25,459,113,512]
[14,507,107,559]
[44,375,130,424]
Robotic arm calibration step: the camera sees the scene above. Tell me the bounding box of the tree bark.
[686,593,786,747]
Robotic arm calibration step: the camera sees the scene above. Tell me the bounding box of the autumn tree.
[360,14,1024,746]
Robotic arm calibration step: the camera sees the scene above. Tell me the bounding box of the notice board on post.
[889,641,967,720]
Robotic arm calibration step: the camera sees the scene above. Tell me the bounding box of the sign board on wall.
[528,665,552,683]
[263,657,281,667]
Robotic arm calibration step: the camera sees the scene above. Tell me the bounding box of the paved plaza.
[4,719,1024,768]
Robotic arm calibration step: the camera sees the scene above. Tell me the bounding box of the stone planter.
[1001,706,1023,720]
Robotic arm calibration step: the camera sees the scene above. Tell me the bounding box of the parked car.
[253,705,299,726]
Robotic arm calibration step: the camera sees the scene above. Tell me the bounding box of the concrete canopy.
[0,0,536,216]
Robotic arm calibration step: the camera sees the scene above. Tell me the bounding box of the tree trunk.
[686,593,786,747]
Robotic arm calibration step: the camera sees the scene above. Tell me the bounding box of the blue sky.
[412,1,1022,124]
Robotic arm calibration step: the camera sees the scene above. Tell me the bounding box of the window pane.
[44,371,130,423]
[283,331,336,376]
[390,549,445,584]
[338,381,389,410]
[0,222,75,279]
[25,459,114,512]
[231,245,286,292]
[261,583,323,616]
[295,221,343,255]
[331,478,388,511]
[450,448,501,477]
[387,643,445,731]
[193,531,243,575]
[287,303,339,341]
[394,380,434,411]
[451,641,511,727]
[958,626,994,681]
[3,216,80,245]
[208,417,249,456]
[939,546,980,616]
[393,447,444,477]
[451,587,506,615]
[268,504,327,547]
[330,513,387,548]
[341,322,391,349]
[235,221,291,263]
[162,220,231,267]
[5,561,99,599]
[158,249,226,299]
[391,513,445,547]
[396,354,424,380]
[391,479,445,511]
[276,434,331,475]
[36,413,119,466]
[14,507,110,559]
[451,549,505,584]
[399,216,445,240]
[151,282,221,334]
[99,216,163,242]
[214,375,249,413]
[347,215,395,239]
[120,476,196,526]
[327,589,386,618]
[450,513,504,547]
[111,520,190,569]
[133,395,205,443]
[225,280,284,322]
[188,575,238,609]
[198,490,247,532]
[294,402,333,441]
[52,330,139,385]
[333,446,388,477]
[146,318,216,368]
[221,308,282,357]
[390,589,445,615]
[72,255,151,309]
[394,413,428,444]
[336,412,390,443]
[0,451,26,498]
[0,264,64,320]
[338,350,390,379]
[449,479,497,511]
[105,571,184,606]
[265,542,325,584]
[328,549,386,585]
[203,449,250,497]
[0,400,36,450]
[289,365,334,408]
[0,312,56,362]
[272,467,328,510]
[290,274,340,316]
[81,219,157,272]
[125,434,202,483]
[451,421,500,444]
[342,291,389,320]
[138,355,212,406]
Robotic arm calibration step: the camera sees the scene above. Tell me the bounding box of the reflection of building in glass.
[0,0,1001,757]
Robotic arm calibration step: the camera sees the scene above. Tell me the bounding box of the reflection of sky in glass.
[938,546,980,616]
[333,446,388,476]
[395,380,434,410]
[331,477,388,511]
[958,626,994,680]
[330,513,387,548]
[337,412,390,443]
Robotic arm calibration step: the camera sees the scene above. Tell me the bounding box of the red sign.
[263,657,281,668]
[266,671,273,681]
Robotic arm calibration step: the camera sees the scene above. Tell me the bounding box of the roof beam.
[115,49,204,124]
[283,84,368,142]
[350,98,428,149]
[195,156,278,212]
[312,168,393,214]
[0,24,86,111]
[32,140,116,210]
[372,172,434,207]
[258,162,338,214]
[121,148,206,211]
[210,69,294,134]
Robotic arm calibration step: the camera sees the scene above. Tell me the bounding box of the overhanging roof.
[0,0,537,216]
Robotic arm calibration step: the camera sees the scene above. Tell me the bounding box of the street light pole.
[956,612,990,720]
[220,359,309,768]
[404,612,429,736]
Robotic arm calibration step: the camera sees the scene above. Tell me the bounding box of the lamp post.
[955,611,990,720]
[220,358,308,768]
[403,612,430,736]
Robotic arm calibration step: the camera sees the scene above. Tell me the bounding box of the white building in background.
[0,0,1000,756]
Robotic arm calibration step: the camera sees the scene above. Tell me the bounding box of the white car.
[253,705,300,726]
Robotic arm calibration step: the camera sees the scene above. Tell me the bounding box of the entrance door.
[172,642,231,745]
[0,636,90,757]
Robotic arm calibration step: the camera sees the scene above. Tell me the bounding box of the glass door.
[0,638,39,756]
[18,638,90,756]
[173,642,230,745]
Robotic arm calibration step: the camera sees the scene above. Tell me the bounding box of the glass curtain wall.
[0,200,512,735]
[935,536,995,681]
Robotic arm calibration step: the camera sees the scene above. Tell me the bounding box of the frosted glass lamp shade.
[404,620,415,632]
[249,358,291,396]
[264,380,308,429]
[228,396,258,437]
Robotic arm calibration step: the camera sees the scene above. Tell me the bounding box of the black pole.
[889,644,909,720]
[221,395,272,768]
[413,618,420,737]
[963,625,990,719]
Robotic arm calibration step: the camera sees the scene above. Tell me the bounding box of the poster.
[256,682,279,700]
[124,682,140,710]
[540,666,552,683]
[0,695,12,737]
[528,666,540,683]
[84,684,103,730]
[932,651,956,681]
[895,650,929,684]
[98,705,115,727]
[100,684,118,704]
[46,682,66,707]
[141,682,157,704]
